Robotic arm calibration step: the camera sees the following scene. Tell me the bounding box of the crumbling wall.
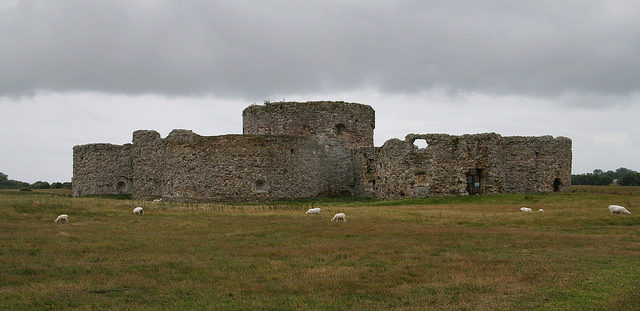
[501,136,572,193]
[72,101,572,202]
[132,130,164,200]
[161,132,330,202]
[243,101,375,149]
[352,146,378,198]
[72,143,132,197]
[357,133,571,199]
[362,133,504,199]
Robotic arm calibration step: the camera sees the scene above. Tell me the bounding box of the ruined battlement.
[353,133,572,200]
[73,101,572,202]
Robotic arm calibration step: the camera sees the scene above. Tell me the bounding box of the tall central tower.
[242,101,375,149]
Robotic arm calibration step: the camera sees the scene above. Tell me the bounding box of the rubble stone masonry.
[73,101,571,202]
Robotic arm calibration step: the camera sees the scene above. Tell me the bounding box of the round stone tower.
[242,101,375,149]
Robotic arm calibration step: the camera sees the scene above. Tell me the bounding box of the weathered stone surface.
[132,130,164,200]
[160,132,332,202]
[243,101,375,149]
[72,101,572,202]
[72,143,132,197]
[353,133,572,200]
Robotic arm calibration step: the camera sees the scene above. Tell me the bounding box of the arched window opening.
[116,181,126,192]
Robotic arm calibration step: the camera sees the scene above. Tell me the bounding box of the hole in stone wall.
[116,181,126,192]
[413,139,428,149]
[368,180,376,190]
[290,149,294,154]
[335,123,345,136]
[255,179,267,192]
[553,178,561,192]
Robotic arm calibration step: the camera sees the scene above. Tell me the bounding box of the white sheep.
[54,214,68,223]
[520,207,532,212]
[538,209,545,212]
[133,206,144,215]
[608,205,631,215]
[331,213,346,222]
[305,207,322,215]
[153,198,162,202]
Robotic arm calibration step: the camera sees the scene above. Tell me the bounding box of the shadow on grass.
[82,194,132,200]
[228,192,573,208]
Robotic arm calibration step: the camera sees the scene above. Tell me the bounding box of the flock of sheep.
[518,204,632,214]
[54,206,145,223]
[305,207,346,222]
[53,203,631,224]
[53,205,347,223]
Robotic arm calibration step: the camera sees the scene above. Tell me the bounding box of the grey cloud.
[1,1,639,101]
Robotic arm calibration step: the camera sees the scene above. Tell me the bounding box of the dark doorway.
[553,178,561,192]
[466,168,484,195]
[368,180,376,191]
[116,181,126,192]
[335,123,345,136]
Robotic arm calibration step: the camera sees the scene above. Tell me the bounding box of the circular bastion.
[242,101,375,149]
[160,131,332,202]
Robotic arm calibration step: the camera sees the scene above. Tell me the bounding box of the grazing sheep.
[305,207,322,215]
[608,205,631,215]
[520,207,532,212]
[331,213,346,222]
[538,209,545,212]
[133,206,144,215]
[54,214,68,223]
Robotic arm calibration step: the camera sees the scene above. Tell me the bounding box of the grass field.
[1,186,639,310]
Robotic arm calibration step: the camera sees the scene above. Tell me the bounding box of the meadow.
[1,186,639,310]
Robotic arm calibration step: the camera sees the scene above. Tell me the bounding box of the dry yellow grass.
[1,187,639,310]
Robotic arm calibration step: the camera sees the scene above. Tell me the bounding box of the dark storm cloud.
[2,1,639,100]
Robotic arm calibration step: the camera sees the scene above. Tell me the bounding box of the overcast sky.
[1,1,639,183]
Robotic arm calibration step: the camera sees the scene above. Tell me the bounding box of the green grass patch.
[0,186,639,310]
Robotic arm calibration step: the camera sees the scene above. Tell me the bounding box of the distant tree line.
[0,172,71,189]
[571,167,640,186]
[0,172,30,189]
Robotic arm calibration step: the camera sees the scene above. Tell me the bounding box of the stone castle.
[72,101,572,201]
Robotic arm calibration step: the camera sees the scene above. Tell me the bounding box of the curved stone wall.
[242,101,375,149]
[72,101,572,202]
[160,131,330,202]
[132,130,165,200]
[72,143,132,197]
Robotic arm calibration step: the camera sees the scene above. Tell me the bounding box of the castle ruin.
[72,101,572,201]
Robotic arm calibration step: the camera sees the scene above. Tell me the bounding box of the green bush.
[572,167,639,185]
[620,172,640,186]
[30,181,50,189]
